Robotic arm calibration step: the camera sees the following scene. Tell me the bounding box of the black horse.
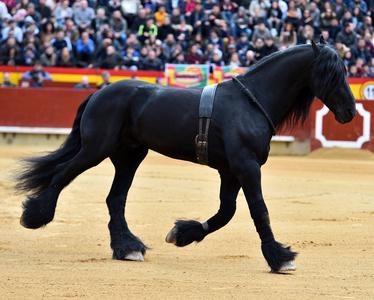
[16,39,356,273]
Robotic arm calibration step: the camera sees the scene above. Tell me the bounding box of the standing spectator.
[54,0,73,26]
[40,45,57,67]
[109,10,128,48]
[73,76,92,89]
[0,72,16,87]
[56,46,76,67]
[185,44,203,64]
[98,71,111,89]
[74,0,95,32]
[76,31,95,67]
[141,49,163,70]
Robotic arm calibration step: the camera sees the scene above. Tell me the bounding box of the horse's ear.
[319,35,327,44]
[311,40,320,56]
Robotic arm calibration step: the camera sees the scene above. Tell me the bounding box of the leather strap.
[195,84,218,165]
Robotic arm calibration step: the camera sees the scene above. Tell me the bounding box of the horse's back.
[82,79,202,162]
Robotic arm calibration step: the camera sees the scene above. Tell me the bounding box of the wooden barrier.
[18,79,97,89]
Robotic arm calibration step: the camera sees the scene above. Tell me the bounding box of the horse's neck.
[241,46,314,127]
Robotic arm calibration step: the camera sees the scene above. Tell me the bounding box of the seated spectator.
[352,5,364,27]
[320,8,336,31]
[242,49,257,67]
[335,41,350,59]
[209,48,224,72]
[155,45,167,64]
[220,0,236,22]
[54,0,73,26]
[185,44,203,64]
[328,18,342,42]
[22,42,39,66]
[356,16,374,37]
[98,71,111,89]
[166,0,185,15]
[73,76,92,89]
[348,63,359,77]
[343,50,356,67]
[141,49,163,70]
[158,16,176,42]
[251,20,271,42]
[208,4,228,34]
[56,46,76,67]
[2,19,24,44]
[122,46,139,70]
[40,45,57,67]
[155,5,168,27]
[341,10,356,28]
[320,30,335,46]
[175,19,192,50]
[109,10,128,48]
[227,52,242,67]
[284,0,301,30]
[267,1,283,37]
[91,7,107,35]
[31,73,44,88]
[208,28,223,51]
[74,0,95,32]
[51,30,73,54]
[100,45,124,69]
[171,51,187,64]
[336,22,357,49]
[37,0,52,22]
[40,21,56,44]
[26,3,41,27]
[249,0,270,18]
[261,36,278,57]
[76,31,95,67]
[64,18,80,46]
[168,42,184,63]
[231,6,251,39]
[298,24,314,45]
[184,0,196,24]
[131,8,147,34]
[203,43,215,63]
[352,38,371,64]
[124,33,142,52]
[279,22,297,48]
[21,60,52,80]
[0,72,16,87]
[309,2,320,30]
[138,17,158,44]
[237,32,251,61]
[162,33,176,61]
[364,31,374,57]
[0,42,22,66]
[188,1,205,36]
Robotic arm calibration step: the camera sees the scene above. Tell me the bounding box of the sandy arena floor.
[0,145,373,299]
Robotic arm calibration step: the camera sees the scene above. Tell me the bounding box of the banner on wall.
[165,64,209,88]
[213,66,248,83]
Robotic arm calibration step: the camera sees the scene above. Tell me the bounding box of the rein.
[233,77,277,136]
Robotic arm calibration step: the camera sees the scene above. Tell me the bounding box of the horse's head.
[310,37,356,124]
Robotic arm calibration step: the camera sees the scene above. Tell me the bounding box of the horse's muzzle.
[335,106,356,124]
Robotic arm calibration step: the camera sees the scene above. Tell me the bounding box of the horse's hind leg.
[107,145,149,261]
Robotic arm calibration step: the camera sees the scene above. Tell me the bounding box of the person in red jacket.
[185,44,203,64]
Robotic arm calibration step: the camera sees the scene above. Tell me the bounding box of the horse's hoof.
[279,261,297,272]
[124,251,144,261]
[165,226,178,244]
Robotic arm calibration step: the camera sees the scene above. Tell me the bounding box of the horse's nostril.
[347,107,356,119]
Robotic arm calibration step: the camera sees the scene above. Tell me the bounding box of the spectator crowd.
[1,0,374,77]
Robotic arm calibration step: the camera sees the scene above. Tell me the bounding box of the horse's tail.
[16,94,92,228]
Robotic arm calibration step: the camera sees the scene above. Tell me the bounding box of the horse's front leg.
[231,157,297,273]
[165,171,241,246]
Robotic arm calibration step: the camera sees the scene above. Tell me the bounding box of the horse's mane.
[243,44,346,132]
